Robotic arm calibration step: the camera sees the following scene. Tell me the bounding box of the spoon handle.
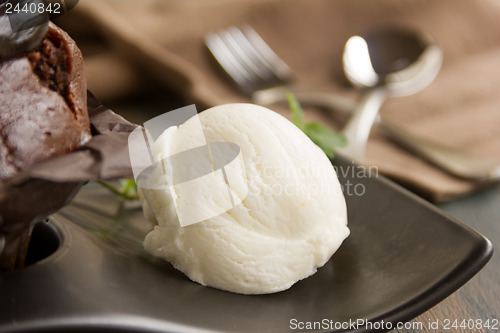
[378,120,500,180]
[336,88,387,162]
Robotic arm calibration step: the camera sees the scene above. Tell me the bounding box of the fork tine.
[223,27,272,81]
[226,27,276,82]
[206,26,293,94]
[205,32,254,89]
[241,26,292,83]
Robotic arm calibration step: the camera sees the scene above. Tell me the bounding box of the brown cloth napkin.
[74,0,500,202]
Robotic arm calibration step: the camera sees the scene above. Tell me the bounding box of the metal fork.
[205,26,354,109]
[205,26,500,181]
[205,26,291,96]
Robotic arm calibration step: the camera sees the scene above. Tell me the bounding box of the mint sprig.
[97,179,139,201]
[286,93,347,158]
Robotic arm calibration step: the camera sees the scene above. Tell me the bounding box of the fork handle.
[253,85,357,111]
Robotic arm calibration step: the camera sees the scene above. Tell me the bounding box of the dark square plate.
[0,158,492,332]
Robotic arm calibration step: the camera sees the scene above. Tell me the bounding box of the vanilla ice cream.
[138,103,349,294]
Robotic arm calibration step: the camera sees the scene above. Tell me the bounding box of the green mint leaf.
[97,179,139,201]
[303,122,347,158]
[119,178,138,198]
[286,92,305,130]
[286,93,347,158]
[304,122,348,148]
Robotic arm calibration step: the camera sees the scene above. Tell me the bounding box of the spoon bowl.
[338,28,443,161]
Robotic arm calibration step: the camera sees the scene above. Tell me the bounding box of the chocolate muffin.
[0,22,90,270]
[0,22,91,178]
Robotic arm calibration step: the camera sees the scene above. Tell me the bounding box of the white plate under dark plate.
[0,158,493,333]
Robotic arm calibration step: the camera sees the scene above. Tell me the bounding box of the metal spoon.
[336,28,443,162]
[253,26,500,181]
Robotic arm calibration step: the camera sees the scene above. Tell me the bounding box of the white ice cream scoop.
[138,103,349,294]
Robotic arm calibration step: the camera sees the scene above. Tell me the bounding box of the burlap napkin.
[72,0,500,202]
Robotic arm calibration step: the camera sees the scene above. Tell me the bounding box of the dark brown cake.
[0,22,91,178]
[0,22,90,270]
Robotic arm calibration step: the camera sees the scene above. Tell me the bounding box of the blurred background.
[53,0,500,202]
